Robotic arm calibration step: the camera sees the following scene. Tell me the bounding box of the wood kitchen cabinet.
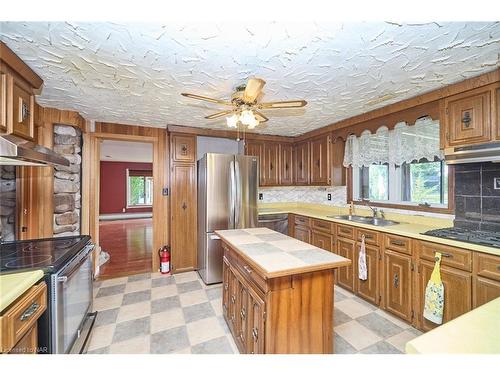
[336,237,356,292]
[294,225,311,244]
[496,87,500,140]
[330,136,346,186]
[473,252,500,308]
[0,282,47,354]
[356,243,380,305]
[245,140,265,185]
[279,143,294,185]
[310,135,331,185]
[0,73,6,132]
[294,141,310,185]
[384,250,413,322]
[311,230,333,252]
[443,87,492,147]
[263,142,280,186]
[170,133,197,273]
[247,287,266,354]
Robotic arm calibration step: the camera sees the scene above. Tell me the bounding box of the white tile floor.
[87,271,421,354]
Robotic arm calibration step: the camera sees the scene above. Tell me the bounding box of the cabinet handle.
[393,273,399,288]
[434,250,453,258]
[462,111,472,128]
[363,234,373,239]
[340,228,350,234]
[240,308,246,320]
[270,162,273,170]
[243,265,253,274]
[252,327,258,341]
[390,240,405,247]
[20,302,40,321]
[182,202,187,210]
[21,101,31,122]
[224,282,228,290]
[231,295,236,303]
[285,162,289,171]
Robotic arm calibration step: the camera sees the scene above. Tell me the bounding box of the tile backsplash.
[454,162,500,231]
[258,186,347,206]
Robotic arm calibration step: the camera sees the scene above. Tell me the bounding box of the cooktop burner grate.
[423,227,500,249]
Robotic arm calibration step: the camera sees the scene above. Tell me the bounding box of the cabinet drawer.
[356,228,379,246]
[311,219,333,233]
[384,234,412,255]
[294,215,311,227]
[474,252,500,282]
[224,243,266,293]
[336,224,354,239]
[419,241,472,272]
[0,282,47,353]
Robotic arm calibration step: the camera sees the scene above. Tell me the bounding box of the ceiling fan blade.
[204,110,234,120]
[258,100,307,109]
[253,110,269,123]
[181,93,233,106]
[243,78,266,103]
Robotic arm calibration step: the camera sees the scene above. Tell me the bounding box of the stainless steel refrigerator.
[197,153,258,284]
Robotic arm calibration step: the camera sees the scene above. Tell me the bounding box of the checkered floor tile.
[87,271,421,354]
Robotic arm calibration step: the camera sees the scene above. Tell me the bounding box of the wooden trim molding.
[35,105,87,131]
[0,42,43,89]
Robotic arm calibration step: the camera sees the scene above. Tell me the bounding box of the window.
[127,170,153,207]
[360,164,389,201]
[402,159,448,205]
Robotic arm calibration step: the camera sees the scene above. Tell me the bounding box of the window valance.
[343,117,443,168]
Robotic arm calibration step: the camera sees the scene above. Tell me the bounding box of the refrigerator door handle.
[234,159,241,228]
[229,160,236,228]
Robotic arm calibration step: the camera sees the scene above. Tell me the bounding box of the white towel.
[358,235,367,280]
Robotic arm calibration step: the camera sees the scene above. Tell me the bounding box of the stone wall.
[0,166,16,241]
[53,125,82,237]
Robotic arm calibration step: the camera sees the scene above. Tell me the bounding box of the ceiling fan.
[181,78,307,129]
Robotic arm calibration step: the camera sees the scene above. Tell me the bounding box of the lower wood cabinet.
[473,251,500,308]
[473,276,500,309]
[247,286,266,354]
[417,259,472,332]
[311,230,333,252]
[294,225,311,244]
[337,237,356,292]
[356,243,380,305]
[384,250,413,322]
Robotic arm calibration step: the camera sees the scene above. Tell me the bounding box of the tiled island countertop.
[215,227,350,278]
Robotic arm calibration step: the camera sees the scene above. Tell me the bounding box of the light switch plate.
[494,177,500,190]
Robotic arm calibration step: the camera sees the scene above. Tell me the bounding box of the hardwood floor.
[98,218,153,279]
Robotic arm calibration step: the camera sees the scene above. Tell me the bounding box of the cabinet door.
[294,225,311,243]
[294,141,310,185]
[337,237,355,292]
[245,141,265,186]
[171,133,196,163]
[9,325,37,354]
[311,230,332,252]
[222,258,230,321]
[9,76,34,140]
[280,143,294,185]
[236,279,249,352]
[228,268,238,335]
[384,250,413,322]
[473,276,500,309]
[170,164,197,272]
[331,137,346,186]
[0,73,6,132]
[263,143,280,186]
[247,287,265,354]
[496,87,500,140]
[310,136,330,185]
[446,90,491,146]
[356,244,380,306]
[418,260,472,331]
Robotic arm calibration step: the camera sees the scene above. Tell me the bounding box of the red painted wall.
[99,161,153,214]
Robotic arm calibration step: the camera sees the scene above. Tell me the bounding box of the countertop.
[405,297,500,354]
[215,227,351,278]
[258,203,500,257]
[0,270,45,313]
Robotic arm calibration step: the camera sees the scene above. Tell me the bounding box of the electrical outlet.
[494,177,500,190]
[327,193,332,201]
[162,187,169,196]
[259,193,263,200]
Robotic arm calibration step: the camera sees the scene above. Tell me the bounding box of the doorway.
[97,140,154,278]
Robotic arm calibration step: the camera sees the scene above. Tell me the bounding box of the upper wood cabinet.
[0,73,7,132]
[245,140,265,185]
[171,133,196,163]
[310,135,331,185]
[294,141,310,185]
[279,143,294,185]
[263,142,280,186]
[330,136,346,186]
[496,86,500,140]
[443,86,493,147]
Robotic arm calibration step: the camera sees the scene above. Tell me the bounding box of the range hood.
[0,134,70,167]
[444,142,500,164]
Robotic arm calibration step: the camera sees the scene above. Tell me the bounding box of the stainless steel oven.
[50,243,95,354]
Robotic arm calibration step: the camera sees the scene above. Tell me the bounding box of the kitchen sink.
[327,215,399,226]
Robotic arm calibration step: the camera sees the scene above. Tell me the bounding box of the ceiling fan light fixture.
[226,113,239,128]
[240,109,255,126]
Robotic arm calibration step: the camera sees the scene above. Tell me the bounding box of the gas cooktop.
[0,235,91,273]
[423,227,500,249]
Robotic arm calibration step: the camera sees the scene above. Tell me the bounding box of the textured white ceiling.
[100,140,152,163]
[1,22,499,136]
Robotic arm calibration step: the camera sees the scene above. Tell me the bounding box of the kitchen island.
[215,227,350,354]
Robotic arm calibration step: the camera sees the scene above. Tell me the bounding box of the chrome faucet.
[362,199,378,218]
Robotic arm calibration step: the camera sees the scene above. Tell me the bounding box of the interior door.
[235,155,258,229]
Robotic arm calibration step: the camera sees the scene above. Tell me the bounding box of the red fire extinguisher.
[159,246,170,274]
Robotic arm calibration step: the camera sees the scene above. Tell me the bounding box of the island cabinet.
[218,228,350,354]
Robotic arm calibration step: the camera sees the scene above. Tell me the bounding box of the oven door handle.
[57,245,94,283]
